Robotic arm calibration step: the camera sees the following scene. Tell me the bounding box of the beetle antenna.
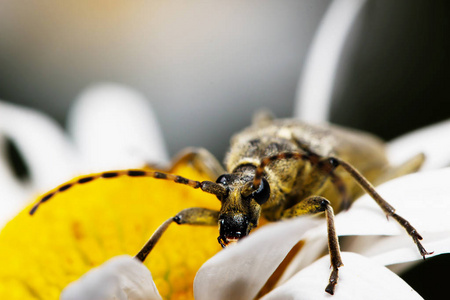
[252,152,349,207]
[29,169,227,215]
[252,152,312,189]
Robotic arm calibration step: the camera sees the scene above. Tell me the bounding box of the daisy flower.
[1,1,450,299]
[1,83,450,299]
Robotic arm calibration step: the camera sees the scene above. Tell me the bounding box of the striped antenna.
[251,152,345,205]
[252,152,313,189]
[29,169,227,215]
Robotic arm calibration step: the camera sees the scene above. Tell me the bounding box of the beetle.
[29,111,432,295]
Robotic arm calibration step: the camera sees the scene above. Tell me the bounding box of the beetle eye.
[252,178,270,205]
[216,174,231,185]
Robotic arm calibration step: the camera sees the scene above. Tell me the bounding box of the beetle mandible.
[30,111,432,295]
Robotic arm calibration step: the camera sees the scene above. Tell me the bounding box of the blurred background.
[0,1,449,298]
[1,0,449,160]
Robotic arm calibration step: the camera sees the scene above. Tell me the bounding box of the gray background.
[1,1,448,162]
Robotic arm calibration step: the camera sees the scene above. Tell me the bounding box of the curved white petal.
[294,0,368,122]
[194,217,323,300]
[0,133,29,225]
[275,232,329,287]
[336,168,450,236]
[388,119,450,171]
[357,232,450,266]
[261,252,423,300]
[61,255,162,300]
[0,101,77,202]
[67,83,169,172]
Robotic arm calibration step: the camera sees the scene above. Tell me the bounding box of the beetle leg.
[323,157,432,258]
[143,147,225,180]
[281,196,343,295]
[135,207,219,262]
[329,172,351,210]
[168,147,226,180]
[372,153,425,186]
[268,142,431,259]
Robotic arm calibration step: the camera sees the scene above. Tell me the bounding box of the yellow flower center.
[0,163,221,300]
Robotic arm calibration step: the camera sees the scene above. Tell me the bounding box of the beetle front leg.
[135,207,219,262]
[326,157,432,258]
[169,147,226,180]
[143,147,225,180]
[288,142,431,259]
[281,196,343,295]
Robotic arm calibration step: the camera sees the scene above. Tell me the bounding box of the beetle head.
[214,173,271,247]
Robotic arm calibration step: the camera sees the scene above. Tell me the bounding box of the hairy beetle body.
[226,118,393,220]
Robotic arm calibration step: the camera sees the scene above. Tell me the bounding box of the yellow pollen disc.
[0,163,221,300]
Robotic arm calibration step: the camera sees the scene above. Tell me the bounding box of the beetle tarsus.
[325,268,339,295]
[413,234,433,259]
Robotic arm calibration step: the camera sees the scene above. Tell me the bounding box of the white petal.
[334,168,450,261]
[67,83,169,172]
[350,232,450,266]
[275,232,328,287]
[388,119,450,170]
[261,252,423,300]
[0,101,77,192]
[0,134,29,225]
[294,0,368,122]
[194,217,322,300]
[336,168,450,235]
[61,255,162,300]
